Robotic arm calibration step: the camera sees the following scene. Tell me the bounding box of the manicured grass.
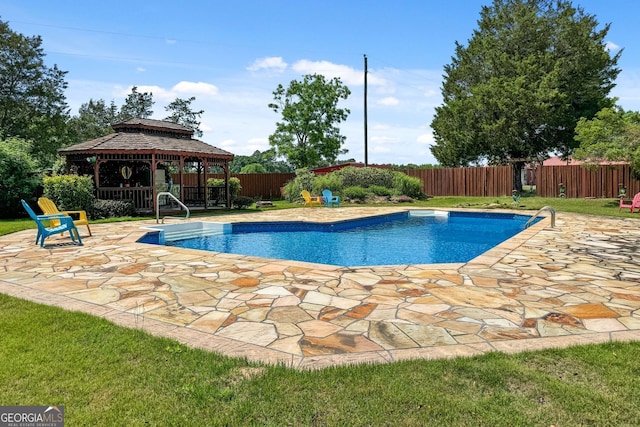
[1,295,639,425]
[2,197,639,425]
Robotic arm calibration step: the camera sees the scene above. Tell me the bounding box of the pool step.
[163,229,223,242]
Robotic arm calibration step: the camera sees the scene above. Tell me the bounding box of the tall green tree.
[573,106,640,177]
[0,137,39,217]
[164,96,203,137]
[229,149,292,173]
[118,86,154,121]
[67,99,118,143]
[430,0,621,191]
[268,73,350,169]
[0,19,70,167]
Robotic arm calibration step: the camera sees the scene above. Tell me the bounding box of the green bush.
[206,177,242,200]
[89,199,137,219]
[0,138,39,218]
[42,175,95,212]
[336,166,395,188]
[282,168,316,202]
[392,172,424,199]
[312,173,343,195]
[232,196,254,209]
[368,185,393,197]
[343,186,368,201]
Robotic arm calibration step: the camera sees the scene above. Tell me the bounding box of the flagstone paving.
[1,207,639,369]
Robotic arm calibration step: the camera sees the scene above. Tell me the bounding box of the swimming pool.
[139,210,538,267]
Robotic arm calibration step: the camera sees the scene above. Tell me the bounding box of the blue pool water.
[141,211,537,267]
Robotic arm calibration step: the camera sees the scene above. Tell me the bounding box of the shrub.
[282,168,316,202]
[207,177,242,200]
[312,172,343,195]
[42,175,95,212]
[343,186,368,201]
[232,196,254,209]
[392,172,424,199]
[0,138,39,218]
[368,185,393,197]
[336,166,395,188]
[89,199,137,219]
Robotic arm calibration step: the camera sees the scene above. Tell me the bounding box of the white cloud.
[218,137,268,155]
[248,137,268,145]
[165,39,177,45]
[247,56,288,72]
[129,85,173,100]
[173,81,219,97]
[136,67,146,73]
[218,138,238,149]
[131,82,219,101]
[371,135,398,144]
[377,97,400,106]
[605,41,620,52]
[292,60,360,85]
[417,133,434,145]
[372,145,392,154]
[423,88,439,98]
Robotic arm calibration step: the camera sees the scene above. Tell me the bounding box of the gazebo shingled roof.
[58,132,234,157]
[58,118,235,213]
[59,117,234,158]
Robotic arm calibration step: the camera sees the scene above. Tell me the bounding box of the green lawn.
[1,197,639,425]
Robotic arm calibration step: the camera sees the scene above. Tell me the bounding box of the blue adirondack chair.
[21,200,83,247]
[322,189,340,207]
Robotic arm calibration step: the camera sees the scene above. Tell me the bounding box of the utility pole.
[363,54,368,167]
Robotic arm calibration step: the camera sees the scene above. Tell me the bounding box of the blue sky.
[3,1,639,165]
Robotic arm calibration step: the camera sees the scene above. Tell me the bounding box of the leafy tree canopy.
[69,90,207,143]
[117,86,154,121]
[0,18,70,167]
[229,149,292,173]
[269,73,351,169]
[0,137,39,217]
[430,0,621,190]
[67,99,118,144]
[573,106,640,177]
[239,163,267,174]
[164,96,203,137]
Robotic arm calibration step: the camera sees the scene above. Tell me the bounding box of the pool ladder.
[525,206,555,228]
[156,191,190,223]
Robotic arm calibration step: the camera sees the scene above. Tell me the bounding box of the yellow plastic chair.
[38,197,92,236]
[301,190,322,207]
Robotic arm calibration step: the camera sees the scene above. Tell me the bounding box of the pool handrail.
[525,206,555,228]
[156,191,190,223]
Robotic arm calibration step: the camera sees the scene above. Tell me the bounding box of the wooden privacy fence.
[174,164,639,200]
[403,166,514,197]
[536,164,640,198]
[174,168,516,199]
[172,173,295,200]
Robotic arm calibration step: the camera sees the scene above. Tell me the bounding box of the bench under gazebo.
[59,118,235,214]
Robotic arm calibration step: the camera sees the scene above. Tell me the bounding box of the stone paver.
[1,207,639,369]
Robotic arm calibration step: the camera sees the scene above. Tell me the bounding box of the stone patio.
[0,207,638,369]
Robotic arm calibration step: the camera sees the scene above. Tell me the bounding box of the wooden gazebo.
[59,118,234,213]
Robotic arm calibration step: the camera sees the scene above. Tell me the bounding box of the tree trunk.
[512,162,524,192]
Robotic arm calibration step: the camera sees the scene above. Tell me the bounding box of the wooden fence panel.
[172,172,295,200]
[536,164,640,198]
[403,166,513,197]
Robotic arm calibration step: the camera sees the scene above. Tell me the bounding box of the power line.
[9,19,206,45]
